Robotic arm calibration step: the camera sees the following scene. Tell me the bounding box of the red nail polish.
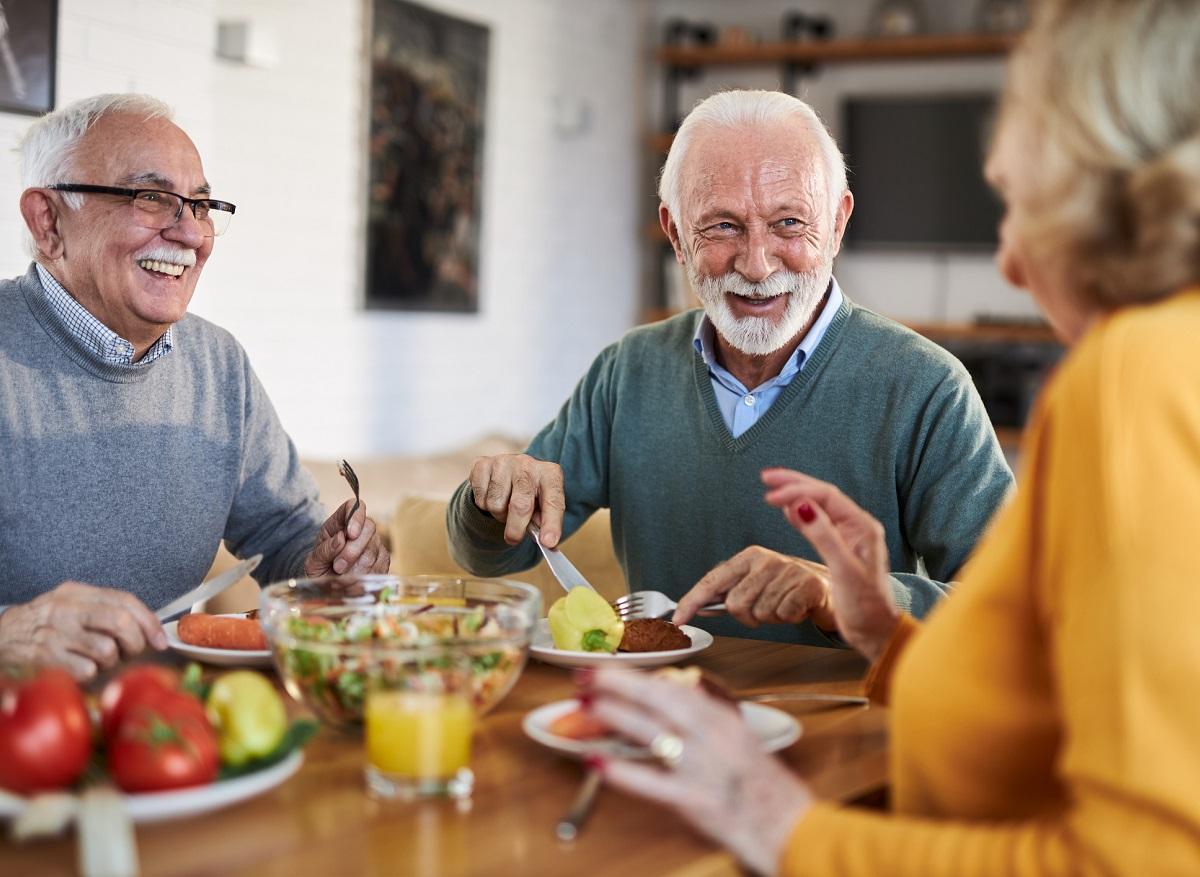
[573,668,596,688]
[583,755,606,772]
[797,502,816,524]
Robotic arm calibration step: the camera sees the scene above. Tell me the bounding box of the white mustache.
[135,246,197,267]
[705,270,807,299]
[689,262,832,357]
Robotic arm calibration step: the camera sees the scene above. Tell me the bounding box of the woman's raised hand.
[761,468,901,661]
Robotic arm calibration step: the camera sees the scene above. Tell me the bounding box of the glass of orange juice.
[364,649,476,800]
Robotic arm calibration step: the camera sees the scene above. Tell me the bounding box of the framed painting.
[365,0,489,312]
[0,0,56,116]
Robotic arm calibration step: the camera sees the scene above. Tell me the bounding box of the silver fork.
[610,590,726,621]
[609,595,643,619]
[337,459,361,530]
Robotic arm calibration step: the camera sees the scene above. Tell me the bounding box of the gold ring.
[649,731,685,769]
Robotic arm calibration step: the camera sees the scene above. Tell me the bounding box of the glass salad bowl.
[260,574,541,732]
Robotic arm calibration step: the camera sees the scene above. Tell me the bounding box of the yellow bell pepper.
[547,588,624,653]
[205,671,288,767]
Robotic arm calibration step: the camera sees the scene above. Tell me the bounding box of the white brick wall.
[1,0,642,457]
[0,0,217,274]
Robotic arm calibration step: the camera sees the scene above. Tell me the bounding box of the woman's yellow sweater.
[783,290,1200,876]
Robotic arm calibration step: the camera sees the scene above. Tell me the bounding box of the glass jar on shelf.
[868,0,927,37]
[976,0,1028,34]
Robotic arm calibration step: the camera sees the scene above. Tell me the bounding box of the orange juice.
[365,690,474,778]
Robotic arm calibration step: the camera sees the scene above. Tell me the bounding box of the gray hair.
[17,93,172,258]
[658,90,847,226]
[19,93,173,209]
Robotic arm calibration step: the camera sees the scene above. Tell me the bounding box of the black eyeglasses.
[48,183,237,237]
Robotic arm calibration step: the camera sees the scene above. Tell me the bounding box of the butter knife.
[528,524,596,592]
[154,554,262,621]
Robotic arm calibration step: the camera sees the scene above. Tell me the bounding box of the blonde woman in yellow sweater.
[585,1,1200,873]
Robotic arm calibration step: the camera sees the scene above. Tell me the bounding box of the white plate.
[0,750,303,825]
[523,699,800,758]
[529,619,713,669]
[164,615,274,668]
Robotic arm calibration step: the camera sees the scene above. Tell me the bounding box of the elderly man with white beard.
[446,90,1013,645]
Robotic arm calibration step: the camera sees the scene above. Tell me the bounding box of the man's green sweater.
[448,297,1013,645]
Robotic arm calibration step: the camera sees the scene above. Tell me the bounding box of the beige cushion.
[388,494,626,614]
[302,434,526,528]
[204,551,262,614]
[205,435,529,615]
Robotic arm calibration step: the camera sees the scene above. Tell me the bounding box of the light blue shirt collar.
[693,277,844,393]
[691,278,844,439]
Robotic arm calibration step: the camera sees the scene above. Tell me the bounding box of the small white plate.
[523,699,800,758]
[164,614,274,668]
[0,750,303,825]
[529,619,713,669]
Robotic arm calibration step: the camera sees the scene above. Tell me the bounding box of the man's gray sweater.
[0,264,325,610]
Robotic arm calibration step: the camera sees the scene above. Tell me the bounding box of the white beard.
[686,259,834,357]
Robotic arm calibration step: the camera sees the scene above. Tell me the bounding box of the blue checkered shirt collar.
[35,264,173,365]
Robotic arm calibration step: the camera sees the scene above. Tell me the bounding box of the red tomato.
[99,665,181,739]
[0,668,92,793]
[108,689,219,793]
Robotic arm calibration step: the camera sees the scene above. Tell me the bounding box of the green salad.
[276,604,522,726]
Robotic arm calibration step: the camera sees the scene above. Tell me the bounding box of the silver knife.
[154,554,262,621]
[742,692,870,707]
[555,766,602,842]
[528,524,596,592]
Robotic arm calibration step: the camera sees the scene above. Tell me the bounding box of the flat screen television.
[842,94,1002,250]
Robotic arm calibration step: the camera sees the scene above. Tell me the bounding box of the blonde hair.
[1003,0,1200,306]
[658,90,846,226]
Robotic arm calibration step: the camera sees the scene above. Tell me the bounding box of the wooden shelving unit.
[648,132,676,154]
[650,34,1015,156]
[657,32,1017,69]
[904,321,1058,344]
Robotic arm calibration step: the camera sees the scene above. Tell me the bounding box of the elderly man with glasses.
[0,93,389,680]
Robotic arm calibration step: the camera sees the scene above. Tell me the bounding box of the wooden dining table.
[2,637,888,877]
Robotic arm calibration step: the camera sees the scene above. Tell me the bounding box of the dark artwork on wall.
[0,0,57,116]
[366,0,488,312]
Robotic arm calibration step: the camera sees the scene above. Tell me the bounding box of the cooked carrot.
[548,708,610,741]
[177,613,268,651]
